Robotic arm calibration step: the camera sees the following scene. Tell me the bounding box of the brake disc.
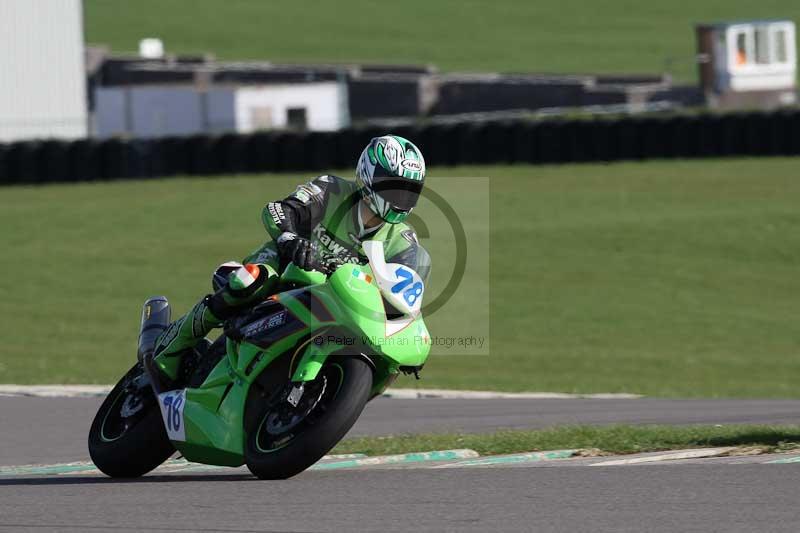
[264,376,328,435]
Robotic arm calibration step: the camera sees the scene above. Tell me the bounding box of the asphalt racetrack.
[3,396,800,532]
[4,396,800,465]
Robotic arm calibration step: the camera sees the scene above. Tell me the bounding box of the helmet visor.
[371,175,423,211]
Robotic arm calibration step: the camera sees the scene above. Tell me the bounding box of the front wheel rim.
[254,363,345,453]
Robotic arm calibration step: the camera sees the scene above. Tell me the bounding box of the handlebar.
[315,252,356,276]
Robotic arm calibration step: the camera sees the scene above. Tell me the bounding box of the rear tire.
[245,356,372,479]
[88,363,174,478]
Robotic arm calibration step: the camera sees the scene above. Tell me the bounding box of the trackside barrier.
[1,111,799,185]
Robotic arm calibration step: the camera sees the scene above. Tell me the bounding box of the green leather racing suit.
[151,174,431,381]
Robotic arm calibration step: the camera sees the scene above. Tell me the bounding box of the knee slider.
[212,261,244,292]
[206,264,270,320]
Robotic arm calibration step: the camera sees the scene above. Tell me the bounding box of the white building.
[93,82,349,139]
[0,0,88,142]
[697,20,797,109]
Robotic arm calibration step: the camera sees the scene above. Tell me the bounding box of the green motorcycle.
[88,240,430,479]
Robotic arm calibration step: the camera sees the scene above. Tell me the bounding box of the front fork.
[289,338,390,400]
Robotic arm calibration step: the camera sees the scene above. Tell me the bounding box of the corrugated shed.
[0,0,88,141]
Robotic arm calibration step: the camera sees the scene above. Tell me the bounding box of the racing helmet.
[355,135,426,224]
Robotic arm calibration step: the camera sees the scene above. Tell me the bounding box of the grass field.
[333,424,800,457]
[1,158,800,396]
[83,0,800,82]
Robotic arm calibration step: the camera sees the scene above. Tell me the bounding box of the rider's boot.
[150,297,222,382]
[151,263,278,383]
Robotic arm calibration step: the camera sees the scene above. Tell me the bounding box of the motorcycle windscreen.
[386,242,431,285]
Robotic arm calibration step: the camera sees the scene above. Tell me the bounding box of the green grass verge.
[1,158,800,396]
[332,424,800,457]
[83,0,800,82]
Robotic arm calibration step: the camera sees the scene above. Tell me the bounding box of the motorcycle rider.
[149,135,431,382]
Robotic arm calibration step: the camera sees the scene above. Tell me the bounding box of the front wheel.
[88,363,174,477]
[245,356,372,479]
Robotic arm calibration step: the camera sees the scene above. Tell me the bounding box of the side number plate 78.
[157,389,187,441]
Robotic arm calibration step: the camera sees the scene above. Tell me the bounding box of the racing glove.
[277,232,322,272]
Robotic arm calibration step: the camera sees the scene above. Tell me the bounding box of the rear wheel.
[88,363,174,477]
[245,356,372,479]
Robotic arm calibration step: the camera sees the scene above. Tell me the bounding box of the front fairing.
[325,263,431,368]
[275,251,431,368]
[280,263,326,287]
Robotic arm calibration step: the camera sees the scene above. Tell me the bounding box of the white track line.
[0,385,642,399]
[0,385,112,398]
[591,447,736,466]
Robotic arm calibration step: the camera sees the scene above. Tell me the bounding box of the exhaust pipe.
[137,296,171,363]
[137,297,173,394]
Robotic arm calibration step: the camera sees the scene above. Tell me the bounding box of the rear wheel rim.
[99,369,149,443]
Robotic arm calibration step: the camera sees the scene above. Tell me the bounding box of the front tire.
[88,363,174,477]
[245,356,372,479]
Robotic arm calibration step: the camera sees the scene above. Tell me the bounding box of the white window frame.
[727,22,796,72]
[768,22,796,65]
[727,25,755,70]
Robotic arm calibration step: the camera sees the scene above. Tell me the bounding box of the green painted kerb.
[0,450,578,477]
[0,453,374,477]
[766,456,800,464]
[310,449,478,470]
[0,458,191,477]
[450,450,577,467]
[0,463,99,477]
